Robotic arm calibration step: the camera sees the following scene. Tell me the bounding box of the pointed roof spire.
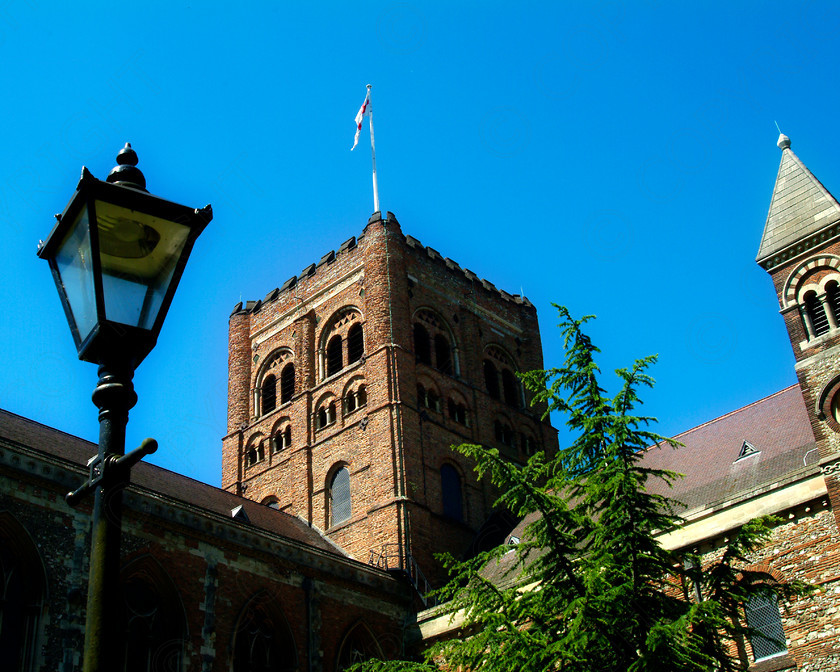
[757,134,840,267]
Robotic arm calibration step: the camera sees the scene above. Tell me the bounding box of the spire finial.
[777,133,791,150]
[106,142,147,190]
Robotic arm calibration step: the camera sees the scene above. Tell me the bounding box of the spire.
[757,134,840,267]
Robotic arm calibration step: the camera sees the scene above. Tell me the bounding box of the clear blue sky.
[3,1,839,486]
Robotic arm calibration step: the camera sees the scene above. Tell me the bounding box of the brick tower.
[757,133,840,524]
[222,212,556,589]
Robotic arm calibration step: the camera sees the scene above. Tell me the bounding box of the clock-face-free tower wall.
[222,212,556,586]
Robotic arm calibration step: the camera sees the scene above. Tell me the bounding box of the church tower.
[757,134,840,522]
[222,212,556,590]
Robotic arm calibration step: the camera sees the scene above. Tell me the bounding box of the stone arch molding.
[782,254,840,308]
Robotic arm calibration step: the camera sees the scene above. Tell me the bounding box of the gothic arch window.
[329,466,352,527]
[485,346,520,407]
[280,363,295,404]
[120,556,187,672]
[233,593,297,672]
[261,374,277,415]
[745,593,787,662]
[0,514,46,672]
[347,323,364,364]
[413,309,459,375]
[440,463,463,521]
[336,622,383,671]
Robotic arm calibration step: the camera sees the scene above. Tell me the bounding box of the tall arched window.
[121,561,187,672]
[484,360,500,399]
[327,336,344,376]
[330,467,351,526]
[233,594,297,672]
[336,623,383,671]
[502,369,520,408]
[414,324,431,365]
[261,374,277,414]
[805,291,830,336]
[280,363,295,404]
[347,323,364,364]
[745,593,787,662]
[827,281,840,324]
[0,515,46,672]
[440,464,463,521]
[434,334,452,374]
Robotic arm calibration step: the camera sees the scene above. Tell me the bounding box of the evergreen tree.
[352,307,811,672]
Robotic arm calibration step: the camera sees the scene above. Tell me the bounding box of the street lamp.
[37,143,212,672]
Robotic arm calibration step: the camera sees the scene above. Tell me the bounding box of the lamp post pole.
[39,144,211,672]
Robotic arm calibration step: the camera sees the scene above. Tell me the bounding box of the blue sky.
[3,1,840,486]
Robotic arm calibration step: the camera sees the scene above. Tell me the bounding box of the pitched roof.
[0,409,344,555]
[757,134,840,265]
[640,384,817,512]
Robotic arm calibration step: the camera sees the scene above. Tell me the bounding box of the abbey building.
[1,135,840,670]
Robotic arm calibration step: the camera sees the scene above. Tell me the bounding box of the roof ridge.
[668,384,800,441]
[0,408,97,448]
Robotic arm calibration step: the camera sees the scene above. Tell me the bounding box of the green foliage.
[350,306,813,672]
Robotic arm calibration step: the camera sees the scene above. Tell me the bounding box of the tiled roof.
[640,384,817,511]
[0,409,344,555]
[757,136,840,265]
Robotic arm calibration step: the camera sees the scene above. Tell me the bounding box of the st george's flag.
[351,89,371,151]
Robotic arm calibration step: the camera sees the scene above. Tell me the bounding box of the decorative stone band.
[820,460,840,476]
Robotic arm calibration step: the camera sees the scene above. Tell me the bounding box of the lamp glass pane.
[94,200,190,330]
[54,207,98,343]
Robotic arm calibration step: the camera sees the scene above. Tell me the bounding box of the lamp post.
[37,144,212,672]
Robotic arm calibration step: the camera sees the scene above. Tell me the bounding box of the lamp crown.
[107,142,147,191]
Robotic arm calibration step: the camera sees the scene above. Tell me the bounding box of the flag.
[351,89,371,151]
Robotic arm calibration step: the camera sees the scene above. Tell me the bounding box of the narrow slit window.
[330,467,351,526]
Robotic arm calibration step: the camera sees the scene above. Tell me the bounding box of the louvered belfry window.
[805,292,830,336]
[261,374,277,414]
[327,336,343,376]
[347,323,364,364]
[745,593,787,661]
[827,281,840,326]
[330,467,351,526]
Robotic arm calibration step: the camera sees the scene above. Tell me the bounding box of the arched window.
[336,623,383,671]
[330,467,351,526]
[484,360,500,399]
[233,594,297,672]
[745,593,787,662]
[494,420,514,447]
[827,281,840,324]
[357,385,367,407]
[347,323,364,364]
[417,384,426,407]
[414,323,431,365]
[448,398,469,426]
[271,426,292,452]
[346,391,357,413]
[261,374,277,414]
[502,369,520,408]
[327,335,343,376]
[434,334,452,374]
[280,363,295,404]
[805,291,830,336]
[121,564,187,672]
[317,402,337,430]
[440,464,463,521]
[247,441,265,466]
[520,433,538,457]
[0,515,46,672]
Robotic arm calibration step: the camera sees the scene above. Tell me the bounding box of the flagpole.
[367,84,380,213]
